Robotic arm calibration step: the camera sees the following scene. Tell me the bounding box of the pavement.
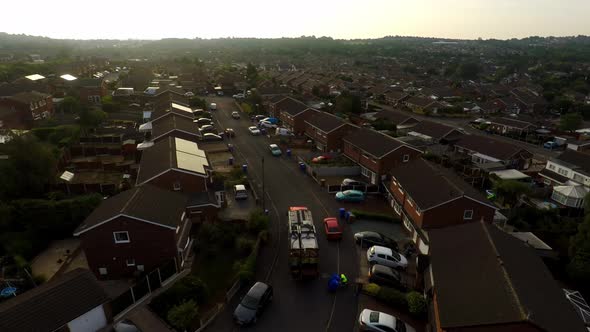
[203,97,361,332]
[31,238,81,281]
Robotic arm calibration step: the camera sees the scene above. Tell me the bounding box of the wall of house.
[343,141,361,163]
[422,197,495,229]
[80,216,177,279]
[147,169,208,193]
[378,146,423,176]
[66,304,108,332]
[326,125,356,152]
[0,108,27,129]
[304,126,328,148]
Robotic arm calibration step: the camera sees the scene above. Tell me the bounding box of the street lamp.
[262,156,266,212]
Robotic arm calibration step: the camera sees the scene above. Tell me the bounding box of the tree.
[167,300,198,331]
[189,97,207,109]
[60,96,81,114]
[457,62,481,80]
[246,63,259,86]
[335,92,362,115]
[559,112,583,132]
[100,96,119,113]
[493,180,531,207]
[79,109,107,133]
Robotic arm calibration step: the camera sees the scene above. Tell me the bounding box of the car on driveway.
[234,184,248,200]
[248,126,261,135]
[259,120,278,128]
[199,124,215,133]
[342,178,367,187]
[335,189,365,202]
[358,309,415,332]
[323,217,343,240]
[354,231,398,251]
[232,111,240,119]
[368,264,405,290]
[233,282,273,326]
[367,245,408,270]
[312,155,332,163]
[113,319,142,332]
[202,133,223,141]
[269,144,282,156]
[195,117,212,125]
[252,114,267,122]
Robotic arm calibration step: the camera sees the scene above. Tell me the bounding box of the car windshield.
[369,247,375,255]
[369,311,380,323]
[391,251,401,260]
[241,295,259,310]
[396,318,407,332]
[328,227,340,233]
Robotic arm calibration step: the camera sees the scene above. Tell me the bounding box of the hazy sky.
[2,0,589,40]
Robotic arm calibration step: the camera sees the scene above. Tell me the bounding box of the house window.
[173,181,182,191]
[463,210,474,220]
[403,154,410,162]
[574,173,584,183]
[557,168,569,176]
[113,231,130,244]
[99,267,108,275]
[548,164,555,170]
[126,259,136,267]
[137,265,145,272]
[361,166,371,177]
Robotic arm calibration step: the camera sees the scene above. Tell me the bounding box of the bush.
[167,300,198,331]
[351,210,399,223]
[377,286,407,309]
[406,291,427,316]
[362,283,381,296]
[237,253,257,283]
[150,276,209,317]
[247,210,269,233]
[235,237,256,257]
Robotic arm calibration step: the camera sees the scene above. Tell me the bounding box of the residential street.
[204,97,361,331]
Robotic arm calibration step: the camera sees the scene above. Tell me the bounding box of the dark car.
[354,231,398,251]
[233,282,273,325]
[113,319,142,332]
[368,264,405,290]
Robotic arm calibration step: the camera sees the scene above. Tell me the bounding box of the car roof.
[234,184,246,190]
[372,264,400,277]
[376,311,396,327]
[269,144,279,148]
[372,245,393,255]
[249,126,258,129]
[248,282,269,298]
[324,217,338,227]
[343,190,363,195]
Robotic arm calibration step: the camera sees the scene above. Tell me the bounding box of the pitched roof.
[405,96,435,108]
[305,111,350,133]
[136,136,209,185]
[77,78,102,88]
[0,268,109,332]
[74,184,187,235]
[390,158,493,211]
[343,128,410,158]
[8,91,50,103]
[374,110,419,126]
[274,97,309,116]
[430,222,586,332]
[151,114,200,140]
[455,135,531,161]
[490,117,535,129]
[409,121,463,141]
[538,168,568,184]
[553,150,590,175]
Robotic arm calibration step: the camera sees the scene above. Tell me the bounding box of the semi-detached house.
[387,158,497,254]
[343,129,423,185]
[304,111,358,152]
[539,150,590,208]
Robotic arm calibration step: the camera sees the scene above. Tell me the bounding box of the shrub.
[377,286,407,309]
[247,209,269,233]
[237,247,258,283]
[167,300,198,331]
[150,276,209,316]
[351,210,399,223]
[362,283,381,296]
[235,237,256,256]
[406,291,427,316]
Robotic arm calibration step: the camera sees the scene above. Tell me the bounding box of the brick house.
[304,111,358,152]
[384,90,409,105]
[427,221,586,332]
[0,268,112,331]
[0,91,53,129]
[488,117,536,135]
[77,78,108,104]
[405,120,464,144]
[453,135,533,170]
[373,111,420,132]
[386,158,497,254]
[343,128,423,185]
[74,185,192,279]
[278,98,318,135]
[269,96,307,121]
[150,113,201,143]
[149,102,195,122]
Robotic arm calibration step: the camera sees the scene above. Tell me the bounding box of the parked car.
[275,127,294,136]
[252,114,267,122]
[543,141,560,149]
[366,245,408,270]
[342,178,367,187]
[249,126,261,135]
[312,155,332,163]
[224,128,235,137]
[202,133,223,141]
[269,144,282,156]
[368,264,405,290]
[233,93,245,99]
[199,124,215,133]
[259,120,278,129]
[335,190,365,202]
[233,282,273,326]
[358,309,415,332]
[210,103,217,111]
[261,117,279,125]
[113,319,142,332]
[323,217,343,240]
[232,111,241,119]
[354,231,398,251]
[234,184,248,200]
[195,117,212,125]
[184,92,194,97]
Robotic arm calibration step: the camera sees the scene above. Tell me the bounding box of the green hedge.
[363,284,427,317]
[406,291,427,316]
[351,210,399,223]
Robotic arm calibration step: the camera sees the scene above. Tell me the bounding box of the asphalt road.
[204,97,361,332]
[370,102,559,161]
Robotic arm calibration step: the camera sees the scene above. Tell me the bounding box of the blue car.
[335,190,365,202]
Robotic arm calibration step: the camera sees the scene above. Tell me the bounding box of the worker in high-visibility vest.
[340,273,348,286]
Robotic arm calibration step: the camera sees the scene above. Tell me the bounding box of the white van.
[275,127,294,136]
[234,184,248,200]
[210,103,217,111]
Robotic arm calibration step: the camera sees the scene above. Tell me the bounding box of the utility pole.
[262,156,265,212]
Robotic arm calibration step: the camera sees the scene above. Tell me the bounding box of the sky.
[2,0,589,40]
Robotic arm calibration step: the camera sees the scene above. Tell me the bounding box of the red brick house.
[269,96,307,121]
[387,158,497,254]
[73,185,192,279]
[405,120,464,144]
[150,113,201,143]
[373,111,420,132]
[383,90,409,105]
[427,221,585,332]
[77,78,108,104]
[280,106,318,135]
[488,117,536,135]
[343,129,423,185]
[304,111,358,152]
[453,135,533,170]
[0,91,53,129]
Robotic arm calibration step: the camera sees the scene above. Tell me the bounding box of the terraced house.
[304,111,358,152]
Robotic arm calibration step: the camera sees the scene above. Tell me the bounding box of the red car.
[323,217,343,240]
[312,155,332,163]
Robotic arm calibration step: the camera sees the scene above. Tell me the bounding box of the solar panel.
[60,74,77,81]
[25,74,45,81]
[174,138,205,157]
[171,103,192,113]
[176,151,208,174]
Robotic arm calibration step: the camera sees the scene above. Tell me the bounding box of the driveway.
[204,97,361,331]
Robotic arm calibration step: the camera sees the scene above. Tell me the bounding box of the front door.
[371,172,377,185]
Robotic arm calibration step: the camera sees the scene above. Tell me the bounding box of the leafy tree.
[79,109,107,133]
[559,112,583,132]
[167,300,198,331]
[493,180,531,207]
[246,63,259,86]
[60,96,81,114]
[189,97,207,109]
[457,62,481,80]
[100,96,119,113]
[406,291,427,316]
[568,212,590,282]
[335,92,362,115]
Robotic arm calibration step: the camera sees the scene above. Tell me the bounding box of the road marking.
[326,294,337,332]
